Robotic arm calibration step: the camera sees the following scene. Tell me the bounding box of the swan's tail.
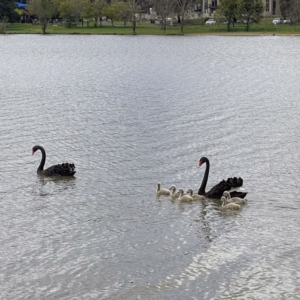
[221,177,247,198]
[56,163,76,176]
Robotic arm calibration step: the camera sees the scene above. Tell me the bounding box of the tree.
[27,0,55,34]
[59,0,75,27]
[239,0,263,31]
[82,0,94,26]
[103,3,118,26]
[152,0,176,33]
[114,2,131,27]
[0,0,19,21]
[57,0,83,26]
[15,7,29,23]
[72,0,84,25]
[126,0,142,34]
[175,0,194,33]
[91,0,106,27]
[0,16,9,33]
[290,0,300,27]
[280,0,300,27]
[280,0,292,19]
[216,0,240,31]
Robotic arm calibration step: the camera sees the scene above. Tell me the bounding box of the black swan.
[32,145,76,176]
[198,157,247,199]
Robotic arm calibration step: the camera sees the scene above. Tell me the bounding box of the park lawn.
[5,20,300,35]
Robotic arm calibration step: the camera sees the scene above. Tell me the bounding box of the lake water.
[0,34,300,299]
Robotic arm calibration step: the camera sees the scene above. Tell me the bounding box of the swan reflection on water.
[31,175,77,213]
[34,174,76,196]
[37,174,76,185]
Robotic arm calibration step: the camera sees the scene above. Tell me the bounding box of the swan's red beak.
[198,161,203,167]
[32,150,35,155]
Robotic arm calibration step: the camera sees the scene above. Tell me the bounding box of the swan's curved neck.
[198,158,209,195]
[37,146,46,171]
[157,183,161,192]
[225,192,231,199]
[221,197,226,207]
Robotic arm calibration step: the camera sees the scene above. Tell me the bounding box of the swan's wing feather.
[206,177,245,198]
[43,163,76,176]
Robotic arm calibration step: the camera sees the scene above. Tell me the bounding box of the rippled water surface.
[1,34,300,299]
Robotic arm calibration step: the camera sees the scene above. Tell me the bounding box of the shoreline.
[4,32,300,36]
[4,22,300,36]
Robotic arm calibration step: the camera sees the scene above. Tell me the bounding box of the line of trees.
[26,0,156,34]
[25,0,146,34]
[216,0,263,31]
[25,0,200,34]
[0,0,270,35]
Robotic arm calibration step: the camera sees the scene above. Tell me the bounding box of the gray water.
[0,34,300,299]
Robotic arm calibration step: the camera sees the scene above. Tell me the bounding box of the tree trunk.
[163,19,166,33]
[181,15,184,33]
[41,18,47,34]
[132,16,136,34]
[0,19,8,34]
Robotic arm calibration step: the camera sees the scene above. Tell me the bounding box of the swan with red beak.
[198,157,247,199]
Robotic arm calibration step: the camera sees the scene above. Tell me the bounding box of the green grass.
[5,19,300,35]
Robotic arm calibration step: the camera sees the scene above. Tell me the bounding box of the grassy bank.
[5,19,300,35]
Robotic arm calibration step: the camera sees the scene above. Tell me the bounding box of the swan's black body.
[198,157,247,199]
[32,145,76,176]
